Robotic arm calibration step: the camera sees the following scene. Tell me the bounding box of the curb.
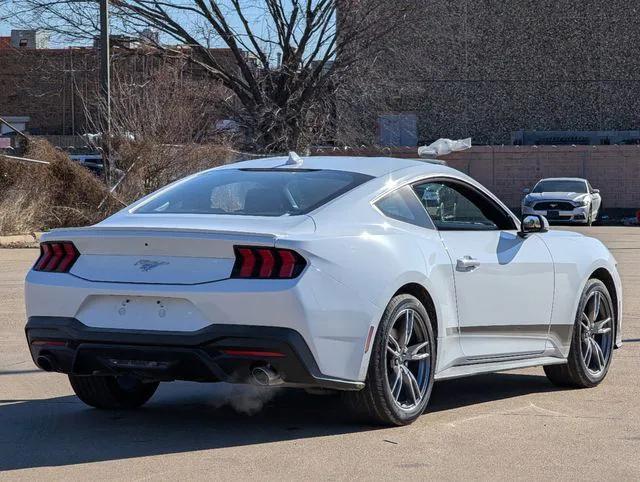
[0,233,42,248]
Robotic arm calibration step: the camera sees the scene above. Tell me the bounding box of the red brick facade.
[0,46,237,136]
[0,48,99,135]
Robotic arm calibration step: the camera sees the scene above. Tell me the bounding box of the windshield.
[532,180,587,194]
[135,168,373,216]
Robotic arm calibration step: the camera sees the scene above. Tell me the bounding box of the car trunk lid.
[43,215,314,285]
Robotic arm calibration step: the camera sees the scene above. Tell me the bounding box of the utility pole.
[99,0,112,185]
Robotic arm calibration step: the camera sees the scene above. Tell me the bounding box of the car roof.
[216,156,453,178]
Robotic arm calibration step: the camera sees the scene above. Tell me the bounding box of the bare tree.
[8,0,418,152]
[0,0,11,19]
[84,59,236,197]
[88,57,230,143]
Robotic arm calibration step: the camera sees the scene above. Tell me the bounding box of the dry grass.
[0,139,121,235]
[0,138,234,235]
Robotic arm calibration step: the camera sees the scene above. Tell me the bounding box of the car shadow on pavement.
[0,372,562,471]
[428,372,563,413]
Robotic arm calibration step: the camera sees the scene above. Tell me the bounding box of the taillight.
[232,246,306,279]
[34,241,79,273]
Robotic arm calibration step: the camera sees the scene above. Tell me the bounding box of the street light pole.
[99,0,111,185]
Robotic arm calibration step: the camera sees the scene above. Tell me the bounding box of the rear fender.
[277,227,458,379]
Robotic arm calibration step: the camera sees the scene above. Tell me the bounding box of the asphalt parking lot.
[1,226,639,480]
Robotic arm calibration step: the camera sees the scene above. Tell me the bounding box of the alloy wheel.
[385,308,431,411]
[580,290,613,376]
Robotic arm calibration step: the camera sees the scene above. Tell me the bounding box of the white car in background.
[25,156,621,426]
[522,177,602,225]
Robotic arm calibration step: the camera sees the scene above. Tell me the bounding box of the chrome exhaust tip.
[36,354,56,372]
[251,365,283,386]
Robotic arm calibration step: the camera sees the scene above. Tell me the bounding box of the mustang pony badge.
[135,259,169,272]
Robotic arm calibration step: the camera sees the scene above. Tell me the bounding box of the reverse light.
[34,241,79,273]
[232,246,306,279]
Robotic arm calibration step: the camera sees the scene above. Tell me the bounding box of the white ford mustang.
[25,155,622,426]
[522,177,603,225]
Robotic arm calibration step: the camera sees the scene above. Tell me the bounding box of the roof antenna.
[285,151,304,166]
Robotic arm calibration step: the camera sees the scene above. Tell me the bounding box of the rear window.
[135,168,373,216]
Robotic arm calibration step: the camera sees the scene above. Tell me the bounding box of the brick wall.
[313,145,640,210]
[443,146,640,210]
[0,47,236,136]
[0,48,99,135]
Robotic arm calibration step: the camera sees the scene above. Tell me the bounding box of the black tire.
[344,294,436,426]
[544,279,615,388]
[69,375,159,409]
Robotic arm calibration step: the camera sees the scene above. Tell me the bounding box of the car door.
[413,179,555,360]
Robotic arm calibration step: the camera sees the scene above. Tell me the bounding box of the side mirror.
[592,189,600,194]
[519,214,549,238]
[522,188,531,195]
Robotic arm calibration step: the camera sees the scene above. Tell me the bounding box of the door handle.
[456,256,480,272]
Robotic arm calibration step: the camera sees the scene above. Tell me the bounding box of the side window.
[412,180,515,231]
[375,185,434,229]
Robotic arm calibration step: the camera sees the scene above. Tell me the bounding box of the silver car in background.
[522,178,602,225]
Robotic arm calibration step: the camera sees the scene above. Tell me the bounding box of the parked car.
[25,156,621,426]
[522,177,602,225]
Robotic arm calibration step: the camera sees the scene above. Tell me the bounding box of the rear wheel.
[344,294,435,426]
[69,374,159,409]
[544,279,614,388]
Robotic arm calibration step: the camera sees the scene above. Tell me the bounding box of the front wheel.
[69,374,159,409]
[344,294,436,426]
[544,279,615,388]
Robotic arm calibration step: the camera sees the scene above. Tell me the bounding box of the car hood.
[525,192,589,202]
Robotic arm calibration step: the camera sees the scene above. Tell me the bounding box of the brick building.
[0,47,98,135]
[361,1,640,147]
[0,32,241,137]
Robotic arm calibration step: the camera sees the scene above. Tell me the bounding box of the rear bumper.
[25,317,363,391]
[25,266,378,382]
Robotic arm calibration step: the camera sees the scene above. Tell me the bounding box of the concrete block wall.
[356,1,640,145]
[313,145,640,210]
[441,146,640,209]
